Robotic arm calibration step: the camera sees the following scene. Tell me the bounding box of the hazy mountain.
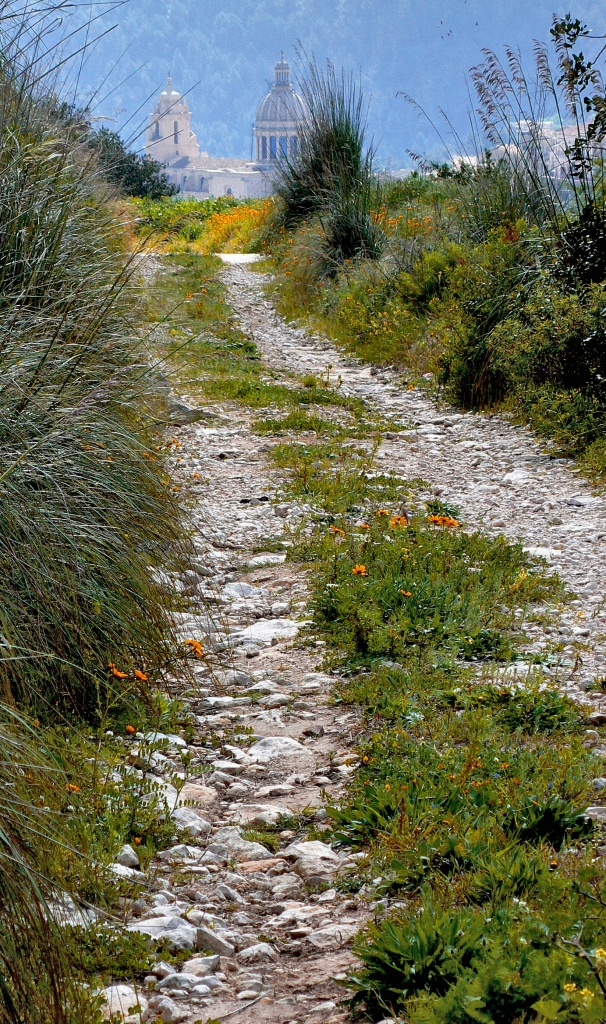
[70,1,606,167]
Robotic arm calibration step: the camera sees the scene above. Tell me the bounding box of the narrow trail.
[225,264,606,706]
[115,262,605,1024]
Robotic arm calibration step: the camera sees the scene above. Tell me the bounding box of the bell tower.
[145,75,199,165]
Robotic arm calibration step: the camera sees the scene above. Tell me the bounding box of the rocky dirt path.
[108,260,606,1024]
[225,264,606,708]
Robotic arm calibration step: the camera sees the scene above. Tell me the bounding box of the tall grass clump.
[0,5,185,720]
[0,712,96,1023]
[273,55,383,270]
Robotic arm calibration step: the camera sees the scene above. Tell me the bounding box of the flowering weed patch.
[270,419,606,1023]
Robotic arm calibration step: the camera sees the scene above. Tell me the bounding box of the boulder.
[170,806,211,838]
[102,984,148,1022]
[176,782,217,809]
[127,916,198,952]
[211,826,271,862]
[237,942,278,964]
[196,926,235,957]
[307,923,358,949]
[282,840,340,885]
[116,844,140,869]
[181,955,220,977]
[230,803,292,826]
[247,735,307,762]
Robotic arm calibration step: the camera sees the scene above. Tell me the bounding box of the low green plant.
[503,795,593,850]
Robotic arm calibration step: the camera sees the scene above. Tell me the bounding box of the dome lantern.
[254,53,307,165]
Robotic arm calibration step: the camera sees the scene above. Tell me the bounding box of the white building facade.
[145,57,306,199]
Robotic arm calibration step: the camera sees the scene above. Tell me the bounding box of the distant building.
[254,53,306,165]
[145,57,307,198]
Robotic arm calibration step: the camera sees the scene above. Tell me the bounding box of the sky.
[61,0,606,167]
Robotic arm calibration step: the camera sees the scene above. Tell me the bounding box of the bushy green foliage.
[88,127,178,198]
[273,57,383,268]
[269,416,605,1023]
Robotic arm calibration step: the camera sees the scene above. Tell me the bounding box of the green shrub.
[349,906,488,1014]
[503,795,593,850]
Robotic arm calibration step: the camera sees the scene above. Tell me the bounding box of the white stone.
[307,923,358,949]
[247,735,307,762]
[223,581,268,599]
[237,942,278,963]
[144,731,187,748]
[103,984,148,1022]
[230,803,293,826]
[210,826,271,861]
[108,862,140,879]
[240,617,307,643]
[116,844,140,869]
[248,553,286,567]
[127,916,198,951]
[170,806,212,838]
[282,840,340,884]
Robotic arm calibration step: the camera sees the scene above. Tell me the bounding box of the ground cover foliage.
[266,429,606,1023]
[263,19,606,481]
[0,4,216,1018]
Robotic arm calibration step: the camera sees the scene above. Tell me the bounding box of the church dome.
[254,55,307,164]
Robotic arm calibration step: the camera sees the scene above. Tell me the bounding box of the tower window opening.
[199,176,205,190]
[262,136,267,160]
[270,136,277,159]
[290,136,298,157]
[173,120,179,144]
[279,136,288,158]
[153,121,160,140]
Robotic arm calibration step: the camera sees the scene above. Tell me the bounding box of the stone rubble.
[103,261,605,1023]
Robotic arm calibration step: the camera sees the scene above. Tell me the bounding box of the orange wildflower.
[401,590,412,597]
[125,725,136,734]
[427,515,459,527]
[134,837,141,845]
[108,663,128,679]
[359,522,370,530]
[352,564,368,576]
[134,670,148,681]
[329,525,345,535]
[65,783,80,793]
[377,509,389,516]
[185,638,203,657]
[390,515,409,528]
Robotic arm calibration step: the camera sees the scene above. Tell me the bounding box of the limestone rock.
[127,916,198,951]
[307,923,358,949]
[181,955,220,977]
[170,805,211,838]
[177,782,218,808]
[230,803,292,826]
[237,942,278,963]
[196,925,235,957]
[116,844,140,869]
[247,735,307,762]
[211,825,271,861]
[102,984,148,1022]
[282,839,340,884]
